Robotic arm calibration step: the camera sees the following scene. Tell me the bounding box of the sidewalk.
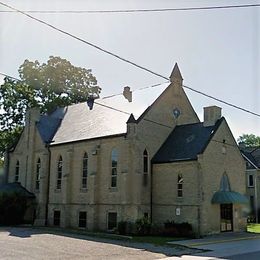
[168,231,260,247]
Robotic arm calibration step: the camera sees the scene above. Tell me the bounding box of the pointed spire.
[127,113,136,123]
[169,63,183,83]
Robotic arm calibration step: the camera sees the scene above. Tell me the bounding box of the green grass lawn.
[247,224,260,233]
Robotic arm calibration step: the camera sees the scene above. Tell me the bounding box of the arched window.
[56,156,63,189]
[15,160,19,182]
[35,158,41,190]
[177,174,183,197]
[111,149,118,188]
[143,149,149,186]
[82,153,88,189]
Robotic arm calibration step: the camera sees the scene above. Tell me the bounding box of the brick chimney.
[203,106,222,127]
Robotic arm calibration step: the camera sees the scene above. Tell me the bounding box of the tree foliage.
[237,134,260,147]
[0,56,101,156]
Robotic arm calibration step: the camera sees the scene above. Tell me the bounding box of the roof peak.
[127,113,136,123]
[170,63,183,82]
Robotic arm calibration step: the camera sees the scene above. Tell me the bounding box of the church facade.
[5,64,248,236]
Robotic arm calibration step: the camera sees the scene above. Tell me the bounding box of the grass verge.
[247,224,260,233]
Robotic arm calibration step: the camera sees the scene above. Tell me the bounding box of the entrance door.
[220,204,233,232]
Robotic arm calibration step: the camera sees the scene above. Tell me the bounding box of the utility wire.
[0,2,259,118]
[0,4,259,13]
[0,2,166,82]
[0,71,249,148]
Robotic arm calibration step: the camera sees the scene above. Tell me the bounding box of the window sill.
[109,187,118,192]
[248,186,254,188]
[80,188,88,193]
[54,189,61,193]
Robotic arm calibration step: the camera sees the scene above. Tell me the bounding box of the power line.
[0,4,259,14]
[0,71,251,148]
[0,1,166,82]
[0,2,259,118]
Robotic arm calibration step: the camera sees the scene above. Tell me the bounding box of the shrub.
[135,217,152,235]
[163,220,193,237]
[117,221,127,235]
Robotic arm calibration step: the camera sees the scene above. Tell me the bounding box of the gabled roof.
[240,147,260,169]
[50,83,169,146]
[152,118,224,164]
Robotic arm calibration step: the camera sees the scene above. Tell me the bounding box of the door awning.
[211,191,248,204]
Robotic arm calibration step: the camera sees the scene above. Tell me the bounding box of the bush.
[163,220,193,237]
[135,217,152,235]
[117,221,127,235]
[0,192,28,225]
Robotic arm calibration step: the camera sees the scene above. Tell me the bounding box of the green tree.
[0,56,100,156]
[237,134,260,147]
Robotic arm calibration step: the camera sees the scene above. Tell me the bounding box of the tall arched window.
[56,156,63,190]
[35,158,41,190]
[143,149,149,186]
[15,160,19,182]
[177,174,183,197]
[82,153,88,189]
[111,149,118,188]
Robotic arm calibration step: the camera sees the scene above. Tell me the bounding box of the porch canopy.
[211,191,248,204]
[211,173,248,204]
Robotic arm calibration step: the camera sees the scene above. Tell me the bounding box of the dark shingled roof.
[240,147,260,169]
[0,182,35,198]
[36,107,67,143]
[152,118,223,164]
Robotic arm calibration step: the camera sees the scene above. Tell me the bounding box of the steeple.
[169,63,183,83]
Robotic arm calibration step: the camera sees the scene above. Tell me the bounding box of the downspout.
[45,143,51,226]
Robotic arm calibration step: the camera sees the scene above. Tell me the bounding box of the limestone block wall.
[152,161,200,233]
[198,119,247,235]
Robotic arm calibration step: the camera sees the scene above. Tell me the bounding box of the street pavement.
[0,227,201,259]
[166,232,260,259]
[0,227,259,259]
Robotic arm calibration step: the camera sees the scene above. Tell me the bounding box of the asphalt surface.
[0,227,202,260]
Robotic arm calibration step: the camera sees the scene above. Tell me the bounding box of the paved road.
[0,227,200,260]
[165,237,260,259]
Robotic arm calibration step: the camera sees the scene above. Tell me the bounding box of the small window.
[82,153,88,189]
[78,211,87,228]
[111,149,118,188]
[144,212,149,219]
[107,212,117,230]
[15,160,19,182]
[248,174,254,187]
[56,156,63,190]
[177,174,183,197]
[35,158,41,190]
[53,210,60,226]
[143,149,148,186]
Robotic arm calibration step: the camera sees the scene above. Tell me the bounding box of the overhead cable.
[0,2,259,118]
[0,4,259,14]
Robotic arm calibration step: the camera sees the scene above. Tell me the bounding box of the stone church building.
[5,64,248,236]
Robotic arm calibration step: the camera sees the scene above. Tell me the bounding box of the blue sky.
[0,0,259,139]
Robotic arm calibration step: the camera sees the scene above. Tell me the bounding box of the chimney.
[203,106,222,127]
[123,86,132,102]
